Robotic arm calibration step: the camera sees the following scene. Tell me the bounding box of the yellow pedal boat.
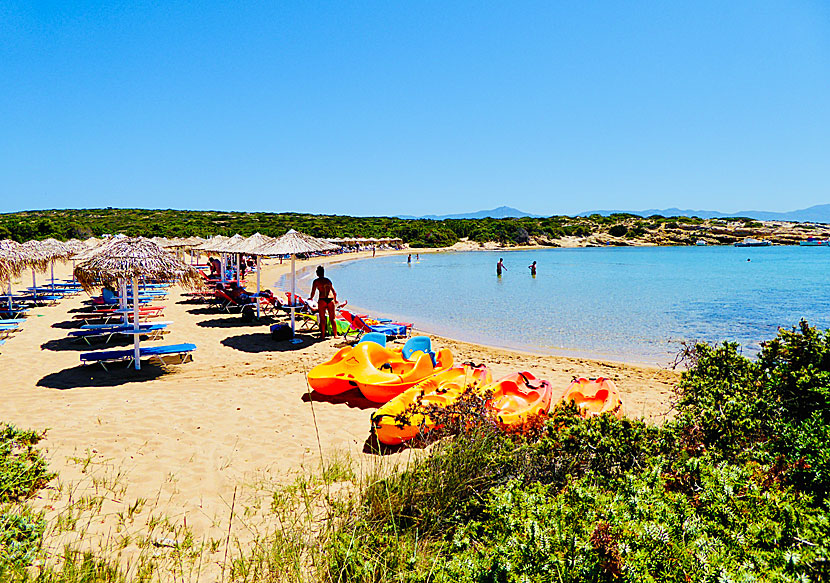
[371,364,492,445]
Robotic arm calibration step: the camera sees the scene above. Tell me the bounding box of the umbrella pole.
[236,254,240,285]
[50,261,55,290]
[290,254,296,337]
[32,269,37,303]
[132,276,140,370]
[256,255,261,319]
[120,280,128,325]
[220,254,226,283]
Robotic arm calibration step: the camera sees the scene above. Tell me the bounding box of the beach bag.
[241,304,255,322]
[270,323,293,341]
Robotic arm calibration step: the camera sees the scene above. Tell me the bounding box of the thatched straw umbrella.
[36,238,74,289]
[196,235,239,281]
[254,229,339,336]
[0,240,26,308]
[224,233,274,318]
[17,240,55,302]
[74,237,202,369]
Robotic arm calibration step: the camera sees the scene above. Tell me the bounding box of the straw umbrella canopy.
[0,240,25,281]
[0,240,26,306]
[17,240,56,300]
[207,234,245,282]
[223,232,275,318]
[37,238,74,288]
[254,229,339,336]
[74,237,202,370]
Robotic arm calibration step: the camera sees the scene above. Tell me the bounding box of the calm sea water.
[293,246,830,365]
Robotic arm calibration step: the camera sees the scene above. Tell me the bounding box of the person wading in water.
[309,266,338,340]
[496,258,507,277]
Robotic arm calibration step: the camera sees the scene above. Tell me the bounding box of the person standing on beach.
[496,258,506,276]
[528,261,537,276]
[309,266,338,340]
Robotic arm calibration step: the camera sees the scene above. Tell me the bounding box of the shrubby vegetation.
[320,321,830,582]
[0,209,753,248]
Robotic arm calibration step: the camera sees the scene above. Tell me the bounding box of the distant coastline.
[1,208,828,249]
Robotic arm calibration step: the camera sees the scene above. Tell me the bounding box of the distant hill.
[398,206,541,220]
[577,204,830,224]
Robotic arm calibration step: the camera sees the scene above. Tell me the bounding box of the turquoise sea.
[296,246,830,365]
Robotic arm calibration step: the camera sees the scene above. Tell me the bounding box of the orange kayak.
[480,371,553,427]
[562,377,623,418]
[371,364,492,445]
[307,342,417,396]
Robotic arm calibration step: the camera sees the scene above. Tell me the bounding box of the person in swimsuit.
[528,261,537,276]
[309,266,338,339]
[496,258,506,276]
[407,254,412,264]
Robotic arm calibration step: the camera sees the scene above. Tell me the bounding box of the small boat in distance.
[734,237,771,247]
[695,239,707,246]
[799,237,829,246]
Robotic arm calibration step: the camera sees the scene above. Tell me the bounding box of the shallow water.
[301,246,830,365]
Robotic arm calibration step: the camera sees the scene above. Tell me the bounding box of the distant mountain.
[577,204,830,224]
[398,206,541,220]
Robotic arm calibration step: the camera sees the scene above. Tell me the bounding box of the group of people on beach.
[496,258,537,277]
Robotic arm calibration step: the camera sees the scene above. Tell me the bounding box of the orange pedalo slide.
[306,341,454,402]
[307,342,407,396]
[371,364,492,445]
[562,377,623,418]
[481,371,553,427]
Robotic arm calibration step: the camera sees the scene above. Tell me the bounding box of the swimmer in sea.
[496,258,506,276]
[529,261,537,276]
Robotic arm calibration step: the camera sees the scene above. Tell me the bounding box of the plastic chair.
[402,336,432,360]
[358,332,387,347]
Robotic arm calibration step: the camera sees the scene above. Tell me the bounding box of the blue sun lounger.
[80,343,196,370]
[69,323,169,345]
[0,307,30,319]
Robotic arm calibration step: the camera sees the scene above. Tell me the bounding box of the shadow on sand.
[221,332,323,353]
[51,320,84,330]
[196,316,273,329]
[37,363,170,390]
[361,431,434,456]
[41,336,136,352]
[301,388,376,410]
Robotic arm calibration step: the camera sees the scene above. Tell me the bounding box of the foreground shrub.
[321,323,830,582]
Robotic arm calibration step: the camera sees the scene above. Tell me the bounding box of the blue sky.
[1,1,827,217]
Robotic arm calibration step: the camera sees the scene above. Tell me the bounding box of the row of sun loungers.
[0,278,197,371]
[66,283,197,370]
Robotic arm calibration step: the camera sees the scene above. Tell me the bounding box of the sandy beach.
[1,251,679,579]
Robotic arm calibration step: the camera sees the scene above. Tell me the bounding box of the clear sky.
[1,1,827,217]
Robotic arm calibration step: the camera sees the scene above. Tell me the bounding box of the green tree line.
[0,208,754,247]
